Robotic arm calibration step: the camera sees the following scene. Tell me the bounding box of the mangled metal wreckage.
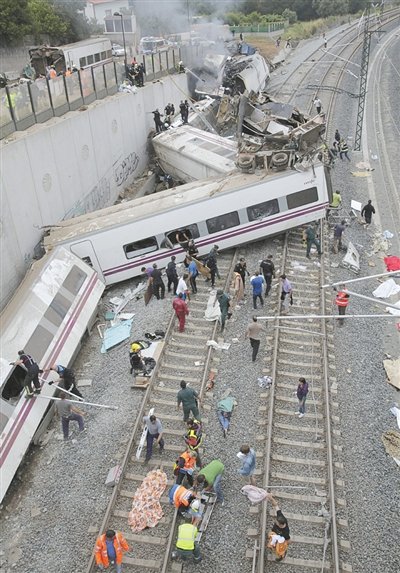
[153,45,329,186]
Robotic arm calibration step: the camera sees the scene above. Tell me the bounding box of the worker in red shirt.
[335,284,349,326]
[172,293,189,332]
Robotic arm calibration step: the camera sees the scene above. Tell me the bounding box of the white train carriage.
[43,163,332,285]
[152,125,238,182]
[0,247,104,502]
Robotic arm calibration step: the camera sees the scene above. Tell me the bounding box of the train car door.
[70,241,104,281]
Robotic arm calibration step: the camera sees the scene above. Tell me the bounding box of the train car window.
[166,224,200,246]
[1,365,26,402]
[44,293,72,327]
[206,211,240,234]
[101,51,107,60]
[87,54,94,65]
[247,199,279,221]
[106,50,112,59]
[287,187,318,209]
[94,53,100,63]
[24,325,54,362]
[124,237,158,259]
[82,256,93,267]
[79,57,86,68]
[63,265,87,295]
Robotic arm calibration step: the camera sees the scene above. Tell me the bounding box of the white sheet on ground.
[372,279,400,298]
[204,292,221,321]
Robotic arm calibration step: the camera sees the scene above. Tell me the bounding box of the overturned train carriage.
[0,247,104,502]
[43,162,332,286]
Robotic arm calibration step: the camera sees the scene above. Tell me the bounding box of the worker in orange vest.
[335,284,349,326]
[169,483,197,513]
[95,529,130,572]
[175,450,197,486]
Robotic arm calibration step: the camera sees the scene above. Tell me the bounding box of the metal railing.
[0,45,203,140]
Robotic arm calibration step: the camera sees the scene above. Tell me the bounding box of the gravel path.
[1,24,399,573]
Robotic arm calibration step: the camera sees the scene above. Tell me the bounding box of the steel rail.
[85,249,238,573]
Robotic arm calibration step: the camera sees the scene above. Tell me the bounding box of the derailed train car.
[0,247,104,502]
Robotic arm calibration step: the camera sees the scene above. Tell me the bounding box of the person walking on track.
[250,272,265,310]
[259,254,275,296]
[177,380,201,422]
[245,316,264,362]
[334,284,349,325]
[296,377,309,418]
[304,224,322,259]
[166,255,179,294]
[143,413,164,462]
[361,200,376,225]
[95,529,130,572]
[173,293,189,332]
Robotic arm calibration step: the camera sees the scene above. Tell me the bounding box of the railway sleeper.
[263,554,352,571]
[247,529,350,549]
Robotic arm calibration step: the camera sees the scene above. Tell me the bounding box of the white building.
[85,0,138,51]
[85,0,130,24]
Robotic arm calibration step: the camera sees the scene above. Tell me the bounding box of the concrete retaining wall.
[0,74,187,309]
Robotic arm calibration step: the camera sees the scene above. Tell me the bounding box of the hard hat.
[191,499,200,512]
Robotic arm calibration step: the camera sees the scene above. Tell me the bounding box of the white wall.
[0,74,187,310]
[85,0,130,24]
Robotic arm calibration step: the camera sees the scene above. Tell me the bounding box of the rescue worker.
[152,109,164,133]
[175,229,190,249]
[164,103,172,124]
[143,413,164,462]
[313,96,322,114]
[169,483,197,515]
[184,419,203,467]
[329,190,342,209]
[333,220,346,254]
[95,529,130,572]
[334,284,349,326]
[215,289,231,332]
[173,293,189,332]
[177,380,201,422]
[234,257,249,287]
[186,239,199,260]
[187,256,198,294]
[184,99,190,123]
[150,263,165,300]
[172,523,202,563]
[339,138,350,161]
[46,364,83,398]
[361,199,375,225]
[179,100,186,122]
[166,255,179,294]
[194,459,225,503]
[305,224,322,258]
[259,254,275,296]
[11,351,41,397]
[266,494,291,561]
[175,450,197,486]
[56,392,85,441]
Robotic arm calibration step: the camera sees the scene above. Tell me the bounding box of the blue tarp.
[101,319,133,353]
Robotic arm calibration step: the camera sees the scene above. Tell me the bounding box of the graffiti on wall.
[114,152,139,187]
[65,176,111,218]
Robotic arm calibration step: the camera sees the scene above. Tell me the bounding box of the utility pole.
[354,2,385,150]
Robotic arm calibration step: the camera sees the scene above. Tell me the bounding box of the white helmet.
[191,499,200,512]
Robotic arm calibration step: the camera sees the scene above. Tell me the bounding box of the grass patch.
[283,15,353,40]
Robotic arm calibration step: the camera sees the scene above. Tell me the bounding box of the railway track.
[248,225,351,573]
[85,249,238,573]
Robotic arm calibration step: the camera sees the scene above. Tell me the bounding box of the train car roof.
[0,247,95,380]
[44,164,324,249]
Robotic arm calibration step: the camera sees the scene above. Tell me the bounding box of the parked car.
[112,44,126,57]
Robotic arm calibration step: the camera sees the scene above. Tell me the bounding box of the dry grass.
[245,35,278,61]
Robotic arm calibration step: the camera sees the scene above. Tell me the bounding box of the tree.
[312,0,349,17]
[52,0,90,41]
[28,0,70,43]
[0,0,30,45]
[282,8,298,24]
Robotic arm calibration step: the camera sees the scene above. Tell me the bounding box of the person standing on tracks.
[280,274,293,315]
[232,270,244,307]
[333,220,346,254]
[143,413,164,462]
[150,263,165,300]
[166,255,179,294]
[329,189,342,210]
[237,444,256,485]
[250,272,265,310]
[266,494,291,562]
[95,529,130,572]
[177,380,201,422]
[175,450,197,486]
[305,224,322,259]
[173,293,189,332]
[313,96,322,114]
[245,316,264,362]
[361,200,376,225]
[296,377,309,418]
[172,522,202,563]
[56,392,85,441]
[176,273,190,301]
[215,289,231,332]
[334,284,349,326]
[259,254,275,296]
[46,364,83,398]
[11,351,41,397]
[338,138,350,161]
[234,257,250,288]
[187,256,198,294]
[194,459,225,503]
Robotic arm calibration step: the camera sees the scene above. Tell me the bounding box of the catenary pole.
[321,270,399,288]
[35,394,118,410]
